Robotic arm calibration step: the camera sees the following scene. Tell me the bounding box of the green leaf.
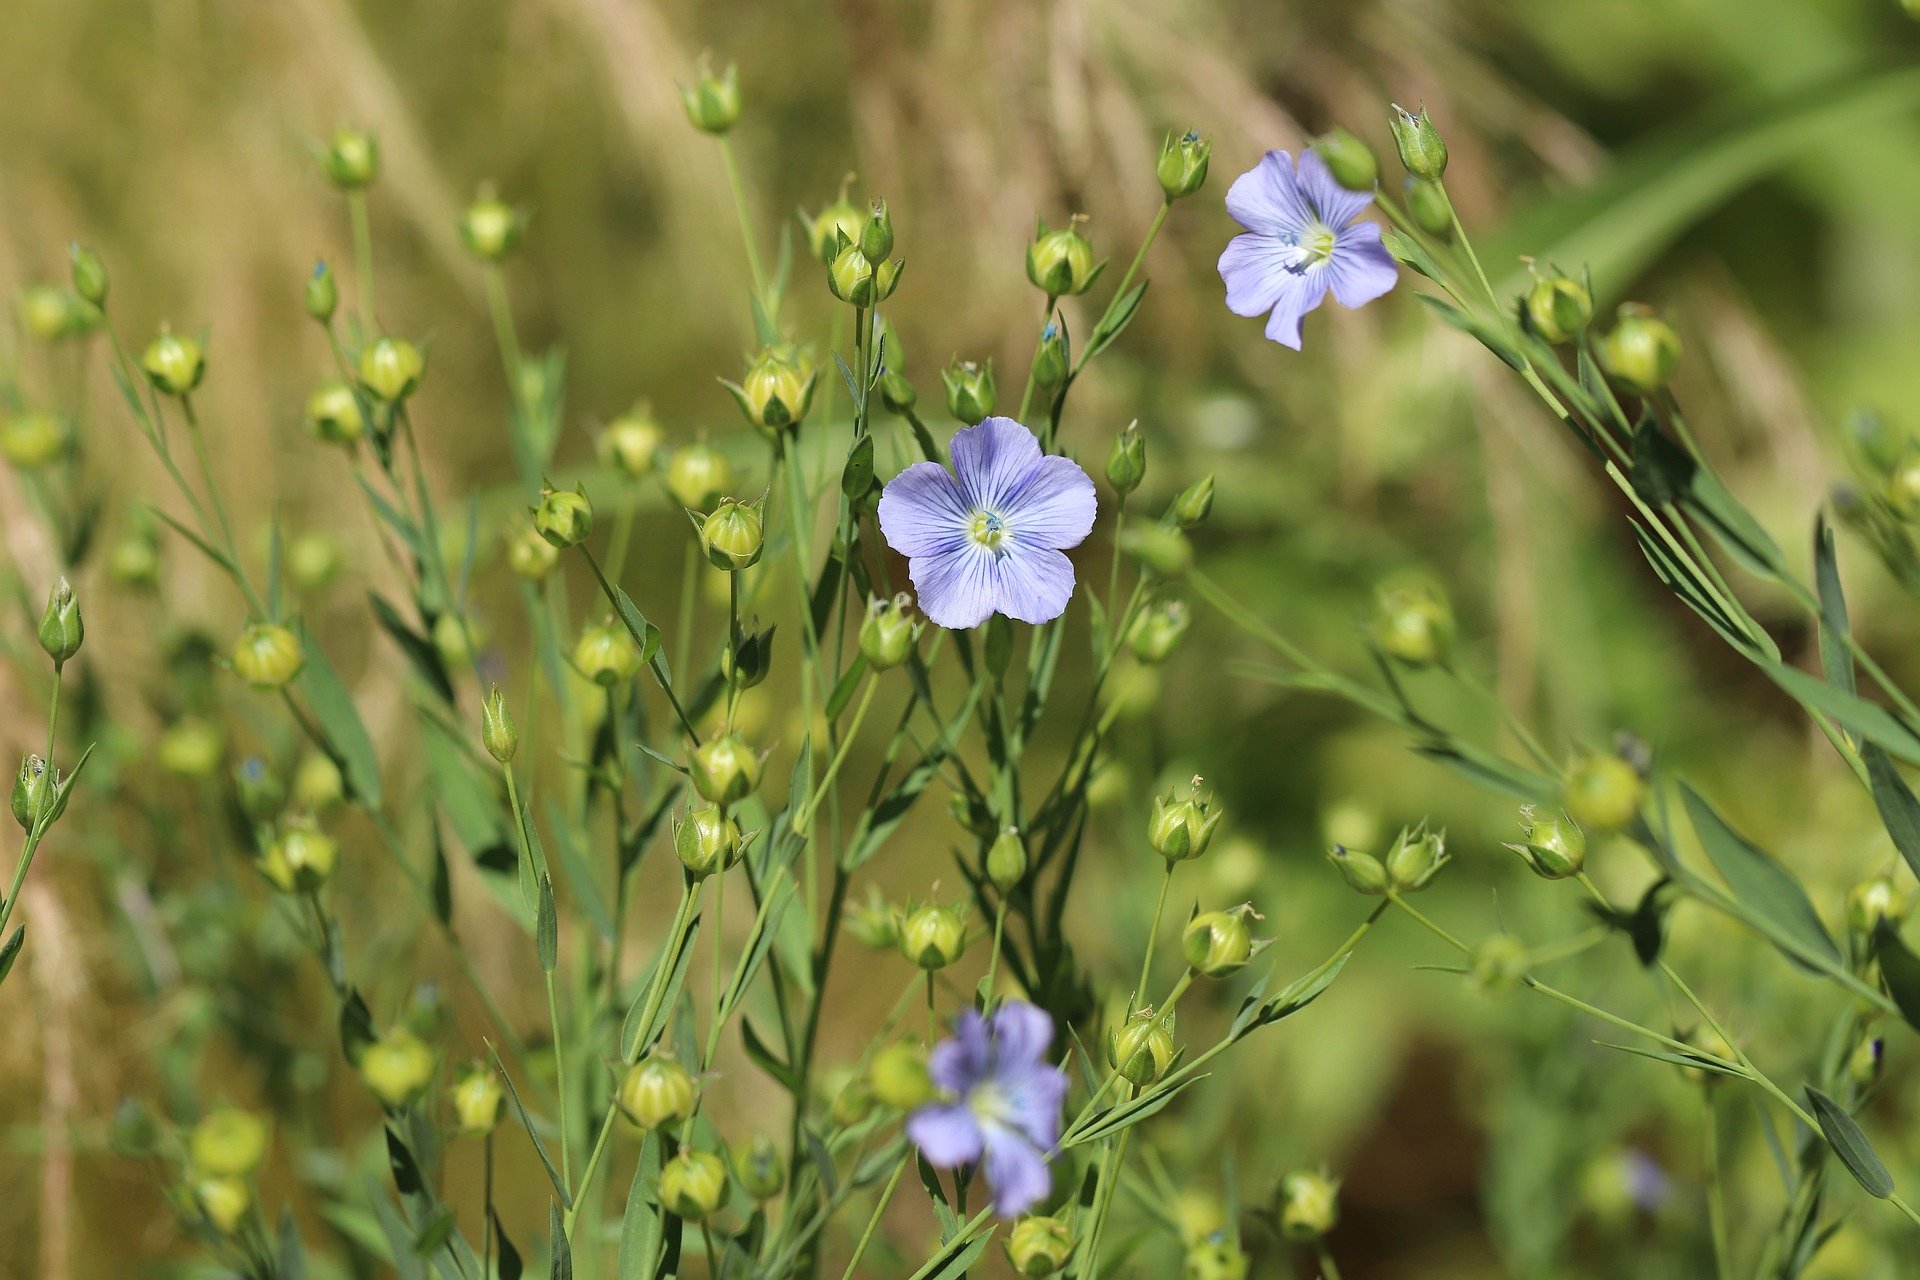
[1594,1040,1745,1078]
[1866,746,1920,883]
[616,1134,661,1280]
[0,923,24,987]
[548,1201,574,1280]
[620,916,701,1060]
[296,625,383,808]
[537,875,558,973]
[1759,660,1920,767]
[1085,280,1149,362]
[1814,516,1855,695]
[1806,1086,1893,1198]
[841,434,875,500]
[1681,783,1840,973]
[487,1047,571,1210]
[1873,922,1920,1034]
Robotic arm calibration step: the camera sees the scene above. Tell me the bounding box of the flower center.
[1281,220,1337,274]
[968,1081,1011,1127]
[968,509,1009,551]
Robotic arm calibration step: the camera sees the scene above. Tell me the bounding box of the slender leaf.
[1681,783,1840,972]
[1806,1087,1893,1198]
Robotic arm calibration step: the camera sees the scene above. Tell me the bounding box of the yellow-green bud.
[665,443,733,510]
[600,405,663,477]
[482,685,518,764]
[109,527,161,589]
[1127,597,1190,664]
[288,531,342,592]
[1031,321,1069,389]
[1156,130,1211,201]
[828,241,876,307]
[460,192,524,262]
[617,1056,697,1130]
[260,815,339,893]
[844,886,901,950]
[701,499,764,572]
[322,128,379,189]
[1849,1036,1886,1088]
[1405,175,1453,239]
[860,198,895,260]
[196,1176,253,1235]
[231,623,305,691]
[1311,127,1378,191]
[305,381,364,445]
[1173,1193,1228,1246]
[534,485,594,548]
[1387,104,1447,180]
[19,284,86,342]
[1106,421,1146,496]
[1,409,72,469]
[1169,474,1215,529]
[829,1069,875,1125]
[359,1029,437,1107]
[1373,579,1453,668]
[691,734,761,805]
[860,594,920,670]
[1384,821,1448,893]
[659,1150,730,1219]
[1026,220,1100,297]
[986,826,1028,891]
[732,1134,785,1200]
[1596,305,1680,396]
[1006,1216,1074,1276]
[1562,752,1643,834]
[868,1040,933,1111]
[1183,908,1256,978]
[358,336,425,403]
[1328,844,1388,895]
[506,522,560,578]
[681,60,741,135]
[450,1066,505,1136]
[234,757,286,824]
[1506,807,1586,880]
[159,717,225,778]
[1524,274,1593,345]
[803,187,864,265]
[1148,780,1222,862]
[1847,874,1914,937]
[69,243,108,307]
[189,1107,269,1178]
[674,803,742,879]
[899,903,967,970]
[11,754,54,833]
[305,260,338,323]
[294,752,343,811]
[1277,1169,1340,1240]
[573,618,643,686]
[1471,933,1530,993]
[142,328,205,397]
[1182,1234,1250,1280]
[732,344,819,435]
[941,359,996,426]
[1108,1011,1175,1085]
[38,577,82,667]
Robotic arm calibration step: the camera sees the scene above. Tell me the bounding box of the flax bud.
[617,1056,697,1130]
[1006,1216,1074,1276]
[899,903,967,969]
[1388,105,1447,180]
[1026,219,1100,297]
[142,327,205,397]
[659,1151,729,1219]
[691,734,761,805]
[665,442,733,510]
[322,128,379,189]
[231,623,305,690]
[482,686,518,763]
[1106,421,1146,496]
[942,359,996,426]
[37,577,82,667]
[1156,130,1211,201]
[1311,127,1378,191]
[534,486,594,548]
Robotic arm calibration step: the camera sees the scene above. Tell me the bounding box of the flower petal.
[1327,220,1399,310]
[928,1010,990,1092]
[986,1002,1055,1072]
[1218,232,1298,321]
[990,543,1077,626]
[879,461,971,557]
[950,417,1043,512]
[980,1126,1052,1217]
[907,1103,984,1168]
[1224,150,1309,238]
[1262,271,1330,351]
[1001,455,1096,551]
[910,543,1000,630]
[999,1060,1069,1152]
[1294,148,1374,230]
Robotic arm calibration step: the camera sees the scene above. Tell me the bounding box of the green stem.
[349,189,376,333]
[718,138,767,309]
[793,673,879,830]
[1134,865,1174,1011]
[1315,1241,1345,1280]
[838,1153,909,1280]
[545,967,571,1188]
[1704,1091,1731,1280]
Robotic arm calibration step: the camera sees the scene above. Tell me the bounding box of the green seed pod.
[1168,475,1215,529]
[664,443,733,510]
[1506,806,1586,880]
[828,1069,875,1126]
[828,240,876,306]
[701,499,764,572]
[680,59,741,135]
[1182,1234,1250,1280]
[159,717,225,778]
[1182,908,1255,978]
[660,1150,730,1219]
[1148,781,1222,862]
[1006,1216,1074,1276]
[691,734,761,805]
[1311,126,1379,191]
[1596,305,1681,396]
[1026,219,1099,297]
[732,1134,785,1200]
[305,260,338,323]
[304,381,365,446]
[231,623,306,691]
[1848,1037,1886,1088]
[69,243,108,307]
[1847,873,1914,937]
[1106,422,1146,496]
[450,1065,505,1136]
[1107,1011,1175,1085]
[860,594,920,671]
[941,358,996,426]
[358,336,425,403]
[573,618,643,686]
[359,1029,437,1108]
[1277,1169,1340,1240]
[1156,130,1211,201]
[1127,597,1190,664]
[37,577,83,667]
[898,903,967,970]
[260,815,339,893]
[1471,934,1530,993]
[1387,104,1448,180]
[196,1176,253,1236]
[12,754,54,832]
[189,1107,269,1178]
[1,409,73,470]
[674,803,742,879]
[1030,321,1069,390]
[322,128,379,189]
[287,531,342,592]
[142,328,206,397]
[859,198,895,261]
[1524,274,1593,345]
[234,757,286,824]
[1372,579,1453,668]
[534,486,594,548]
[720,624,775,690]
[506,522,560,578]
[1384,821,1448,893]
[617,1056,697,1131]
[460,191,524,262]
[844,886,901,951]
[1561,751,1643,834]
[599,404,664,477]
[1404,176,1452,239]
[986,826,1028,892]
[802,183,864,265]
[1326,844,1388,895]
[482,685,518,764]
[868,1040,933,1111]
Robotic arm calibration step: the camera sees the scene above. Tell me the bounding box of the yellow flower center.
[968,510,1009,551]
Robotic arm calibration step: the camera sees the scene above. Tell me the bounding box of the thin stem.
[1134,866,1174,1011]
[718,138,767,308]
[793,673,879,830]
[838,1154,909,1280]
[1703,1091,1731,1280]
[545,968,571,1188]
[349,190,376,333]
[1315,1241,1345,1280]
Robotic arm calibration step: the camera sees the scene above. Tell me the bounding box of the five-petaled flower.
[1217,149,1398,350]
[878,417,1096,630]
[906,1001,1069,1217]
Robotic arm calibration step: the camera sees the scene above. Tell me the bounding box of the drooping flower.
[877,418,1096,630]
[1217,149,1398,350]
[906,1001,1069,1216]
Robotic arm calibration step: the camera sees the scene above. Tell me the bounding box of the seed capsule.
[617,1056,697,1131]
[231,623,306,691]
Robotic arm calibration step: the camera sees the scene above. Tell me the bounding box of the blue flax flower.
[906,1001,1070,1216]
[1217,149,1398,350]
[878,417,1096,630]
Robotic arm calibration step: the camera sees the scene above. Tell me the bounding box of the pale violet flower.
[1218,149,1398,350]
[877,417,1096,630]
[905,1001,1069,1216]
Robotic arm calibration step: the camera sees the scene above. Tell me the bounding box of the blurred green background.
[8,0,1920,1276]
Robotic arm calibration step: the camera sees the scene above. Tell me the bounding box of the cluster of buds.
[1148,777,1222,862]
[825,200,903,308]
[187,1107,271,1235]
[1026,216,1102,298]
[725,344,819,437]
[1328,820,1448,895]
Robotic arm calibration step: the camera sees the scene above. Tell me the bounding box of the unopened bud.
[1127,597,1190,664]
[802,185,863,265]
[659,1150,729,1219]
[142,327,205,397]
[868,1040,933,1110]
[1471,934,1530,993]
[322,129,379,189]
[1372,579,1453,668]
[1277,1169,1340,1240]
[189,1107,269,1178]
[1006,1216,1074,1276]
[732,1134,785,1200]
[1597,305,1680,396]
[1106,422,1146,495]
[664,443,733,510]
[675,803,743,878]
[196,1177,252,1236]
[681,59,741,135]
[600,405,663,477]
[1849,1036,1886,1088]
[1183,1234,1250,1280]
[260,815,339,892]
[1027,219,1101,297]
[1387,105,1448,180]
[1327,844,1388,895]
[305,381,365,445]
[1107,1010,1175,1085]
[1169,475,1215,529]
[1384,821,1448,893]
[1183,907,1257,978]
[1562,751,1643,834]
[700,499,764,572]
[1031,321,1069,390]
[986,826,1028,891]
[572,618,642,686]
[69,244,108,307]
[305,261,338,323]
[460,191,524,262]
[451,1065,505,1136]
[1506,807,1586,880]
[358,336,425,403]
[1311,127,1378,191]
[618,1056,697,1130]
[359,1029,437,1107]
[37,577,82,667]
[860,594,920,670]
[1848,873,1914,937]
[942,359,996,426]
[899,903,967,970]
[844,886,901,950]
[231,623,305,690]
[1156,130,1211,201]
[1524,273,1593,345]
[534,486,593,548]
[1,410,72,470]
[691,734,761,805]
[482,686,518,763]
[1149,780,1221,862]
